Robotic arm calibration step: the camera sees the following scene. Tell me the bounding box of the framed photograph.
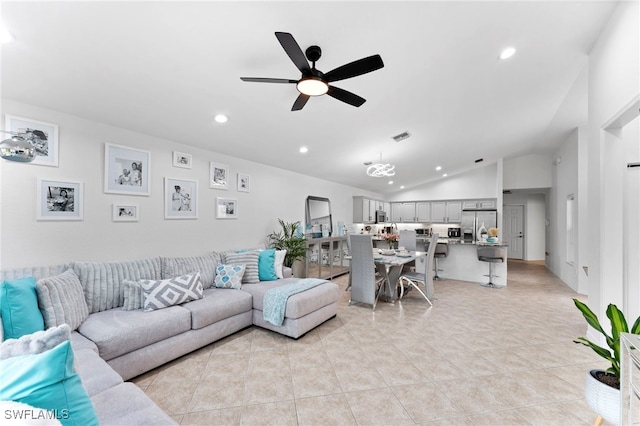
[172,151,192,169]
[37,178,83,221]
[165,177,198,219]
[5,115,59,166]
[104,143,150,196]
[237,173,250,193]
[112,204,139,222]
[216,197,238,219]
[210,161,229,190]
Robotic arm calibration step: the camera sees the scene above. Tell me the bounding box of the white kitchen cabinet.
[353,197,386,223]
[431,201,462,223]
[416,202,431,222]
[391,202,416,222]
[462,199,496,209]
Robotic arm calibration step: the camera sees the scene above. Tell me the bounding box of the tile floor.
[132,260,611,425]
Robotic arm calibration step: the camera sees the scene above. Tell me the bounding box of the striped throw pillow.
[224,251,260,283]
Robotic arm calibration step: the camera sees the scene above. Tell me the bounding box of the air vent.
[392,132,411,142]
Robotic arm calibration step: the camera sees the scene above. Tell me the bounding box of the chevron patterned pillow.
[140,272,203,312]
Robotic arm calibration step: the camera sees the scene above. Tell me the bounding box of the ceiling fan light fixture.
[296,77,329,96]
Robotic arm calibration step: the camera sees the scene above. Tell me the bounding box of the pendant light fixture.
[366,153,395,177]
[0,131,38,162]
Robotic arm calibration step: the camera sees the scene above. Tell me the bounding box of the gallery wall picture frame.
[104,143,151,196]
[216,197,238,219]
[209,161,229,190]
[172,151,192,169]
[37,178,83,221]
[237,173,250,193]
[112,204,139,222]
[5,115,59,167]
[165,177,198,219]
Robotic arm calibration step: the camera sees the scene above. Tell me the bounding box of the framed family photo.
[165,177,198,219]
[210,161,229,190]
[237,173,250,193]
[104,143,150,196]
[37,178,83,221]
[172,151,192,169]
[112,204,139,222]
[216,197,238,219]
[5,115,59,166]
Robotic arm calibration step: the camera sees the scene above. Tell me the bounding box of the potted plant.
[267,218,307,277]
[573,298,640,425]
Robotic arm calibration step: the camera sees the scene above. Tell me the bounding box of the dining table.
[374,250,427,302]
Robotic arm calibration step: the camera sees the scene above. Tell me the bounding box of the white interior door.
[504,205,524,259]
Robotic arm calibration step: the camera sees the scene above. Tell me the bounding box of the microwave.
[375,210,387,223]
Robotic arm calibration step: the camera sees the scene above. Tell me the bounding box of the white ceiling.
[0,1,618,194]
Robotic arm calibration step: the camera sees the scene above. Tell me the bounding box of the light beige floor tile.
[333,362,388,392]
[295,394,357,426]
[202,353,250,379]
[154,355,209,383]
[391,382,464,422]
[243,370,294,405]
[181,407,240,425]
[240,401,297,426]
[291,365,342,398]
[188,376,245,411]
[435,377,511,415]
[144,380,199,415]
[248,349,291,373]
[288,346,332,370]
[467,409,533,425]
[344,387,414,425]
[514,401,589,426]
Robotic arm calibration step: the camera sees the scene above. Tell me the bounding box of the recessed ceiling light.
[400,185,405,189]
[388,181,393,185]
[499,47,516,60]
[442,173,448,177]
[299,146,308,153]
[0,27,15,44]
[214,114,228,123]
[435,166,442,171]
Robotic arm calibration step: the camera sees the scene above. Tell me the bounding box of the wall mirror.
[306,196,332,237]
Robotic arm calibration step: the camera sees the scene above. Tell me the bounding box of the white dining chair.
[397,233,439,305]
[348,234,387,310]
[398,230,417,251]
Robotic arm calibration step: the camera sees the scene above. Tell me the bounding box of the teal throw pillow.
[258,249,278,281]
[0,277,45,340]
[0,340,99,426]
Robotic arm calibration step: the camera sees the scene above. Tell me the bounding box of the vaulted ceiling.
[0,1,618,193]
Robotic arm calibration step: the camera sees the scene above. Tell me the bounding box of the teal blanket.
[263,278,327,326]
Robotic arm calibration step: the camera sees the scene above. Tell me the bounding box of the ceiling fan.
[240,32,384,111]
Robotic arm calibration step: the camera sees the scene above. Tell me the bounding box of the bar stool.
[433,243,448,280]
[477,246,507,288]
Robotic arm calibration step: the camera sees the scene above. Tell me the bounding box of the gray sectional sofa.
[0,250,340,425]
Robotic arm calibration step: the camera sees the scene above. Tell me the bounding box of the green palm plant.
[267,218,307,268]
[573,298,640,381]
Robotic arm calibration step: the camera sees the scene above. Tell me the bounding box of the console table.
[305,236,349,280]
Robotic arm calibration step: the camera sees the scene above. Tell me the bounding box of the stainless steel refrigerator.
[461,210,497,243]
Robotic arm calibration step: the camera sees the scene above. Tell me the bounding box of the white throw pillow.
[274,250,287,279]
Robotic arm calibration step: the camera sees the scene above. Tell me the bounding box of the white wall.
[548,128,581,290]
[388,163,498,202]
[586,1,639,323]
[624,116,640,319]
[0,100,381,269]
[503,154,553,190]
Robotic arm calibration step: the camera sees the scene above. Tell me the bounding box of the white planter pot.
[585,369,620,425]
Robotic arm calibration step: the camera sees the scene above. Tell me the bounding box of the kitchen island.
[418,237,508,287]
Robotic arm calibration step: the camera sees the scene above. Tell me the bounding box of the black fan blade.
[324,55,384,83]
[240,77,297,84]
[291,93,310,111]
[327,85,366,107]
[275,32,311,75]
